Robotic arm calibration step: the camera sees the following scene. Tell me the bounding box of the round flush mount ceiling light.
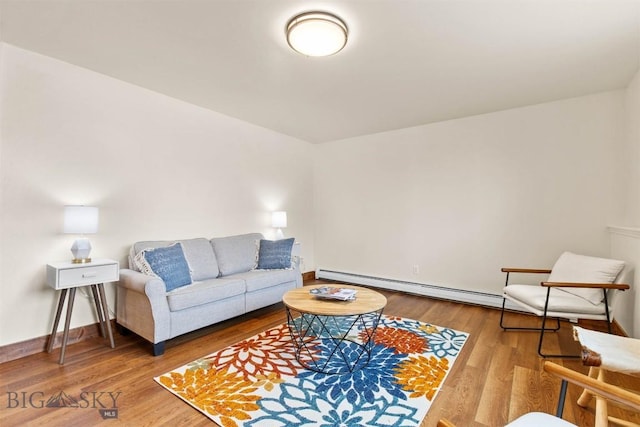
[286,12,348,57]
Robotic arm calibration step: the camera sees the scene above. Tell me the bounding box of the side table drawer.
[48,262,119,289]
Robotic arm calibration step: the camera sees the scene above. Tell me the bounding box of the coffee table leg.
[286,308,384,374]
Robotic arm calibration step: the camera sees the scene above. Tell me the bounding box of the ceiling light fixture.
[286,12,348,57]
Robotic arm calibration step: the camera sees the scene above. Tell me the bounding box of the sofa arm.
[291,256,303,287]
[292,255,301,271]
[115,269,171,345]
[118,269,167,298]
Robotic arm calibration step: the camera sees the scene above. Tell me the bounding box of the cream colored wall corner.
[608,227,640,337]
[606,68,640,338]
[0,44,315,346]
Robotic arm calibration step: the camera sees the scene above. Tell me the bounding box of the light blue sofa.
[115,233,302,355]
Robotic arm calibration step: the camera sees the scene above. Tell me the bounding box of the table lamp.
[63,205,99,263]
[272,211,287,240]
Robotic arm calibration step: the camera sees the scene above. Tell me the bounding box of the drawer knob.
[82,272,97,278]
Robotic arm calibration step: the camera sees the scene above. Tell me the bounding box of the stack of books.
[309,287,357,301]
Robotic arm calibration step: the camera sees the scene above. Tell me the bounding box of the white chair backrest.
[609,261,633,310]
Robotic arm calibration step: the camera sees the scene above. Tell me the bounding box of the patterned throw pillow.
[256,238,295,270]
[136,243,192,291]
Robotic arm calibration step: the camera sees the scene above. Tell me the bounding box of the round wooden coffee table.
[283,284,387,374]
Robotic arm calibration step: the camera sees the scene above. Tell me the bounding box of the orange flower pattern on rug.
[395,354,450,401]
[196,323,308,381]
[155,315,468,427]
[365,326,429,354]
[158,367,260,427]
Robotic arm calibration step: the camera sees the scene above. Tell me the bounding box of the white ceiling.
[1,0,639,143]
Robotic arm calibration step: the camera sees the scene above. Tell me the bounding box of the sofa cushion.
[257,238,295,270]
[548,252,625,305]
[131,238,219,281]
[179,238,220,280]
[137,243,192,292]
[231,269,299,293]
[211,233,263,276]
[166,277,246,312]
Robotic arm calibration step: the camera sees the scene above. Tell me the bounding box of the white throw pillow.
[548,252,625,305]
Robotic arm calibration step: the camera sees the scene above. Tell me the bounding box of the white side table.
[46,259,119,364]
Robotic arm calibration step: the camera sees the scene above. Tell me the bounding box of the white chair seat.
[507,412,576,427]
[573,326,640,376]
[505,284,607,318]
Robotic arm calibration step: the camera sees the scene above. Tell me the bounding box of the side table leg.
[97,283,115,348]
[47,289,68,353]
[59,288,77,364]
[91,285,106,338]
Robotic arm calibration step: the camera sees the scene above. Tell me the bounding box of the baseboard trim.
[0,320,111,364]
[316,268,517,310]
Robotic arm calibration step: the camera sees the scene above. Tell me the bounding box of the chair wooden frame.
[549,362,640,426]
[499,267,629,358]
[571,327,640,427]
[437,362,640,427]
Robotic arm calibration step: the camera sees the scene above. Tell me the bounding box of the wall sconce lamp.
[63,206,99,263]
[271,211,287,240]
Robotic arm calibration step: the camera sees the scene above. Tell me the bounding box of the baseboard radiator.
[315,269,521,311]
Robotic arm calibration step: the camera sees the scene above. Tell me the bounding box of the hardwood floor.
[1,281,639,426]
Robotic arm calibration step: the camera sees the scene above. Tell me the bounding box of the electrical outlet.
[413,265,420,275]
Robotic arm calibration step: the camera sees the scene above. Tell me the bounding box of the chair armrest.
[544,362,640,412]
[541,282,630,291]
[501,268,552,274]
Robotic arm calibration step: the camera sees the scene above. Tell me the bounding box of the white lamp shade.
[64,206,99,234]
[287,12,348,57]
[272,211,287,228]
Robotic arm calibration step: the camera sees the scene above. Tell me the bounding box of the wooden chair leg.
[577,366,599,407]
[595,392,608,427]
[577,367,609,427]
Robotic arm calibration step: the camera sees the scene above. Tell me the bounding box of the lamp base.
[70,238,92,263]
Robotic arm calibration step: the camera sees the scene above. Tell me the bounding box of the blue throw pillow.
[257,238,295,270]
[142,243,192,291]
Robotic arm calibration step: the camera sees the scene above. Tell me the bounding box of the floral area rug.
[155,315,468,427]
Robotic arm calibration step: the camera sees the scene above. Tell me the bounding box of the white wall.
[0,44,315,346]
[621,68,640,226]
[609,228,640,337]
[314,92,625,298]
[607,68,640,338]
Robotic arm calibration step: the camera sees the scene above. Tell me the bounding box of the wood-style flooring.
[1,281,639,426]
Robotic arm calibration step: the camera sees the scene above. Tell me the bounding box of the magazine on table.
[309,286,357,301]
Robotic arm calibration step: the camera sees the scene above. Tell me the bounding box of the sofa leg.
[153,342,165,356]
[115,323,131,336]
